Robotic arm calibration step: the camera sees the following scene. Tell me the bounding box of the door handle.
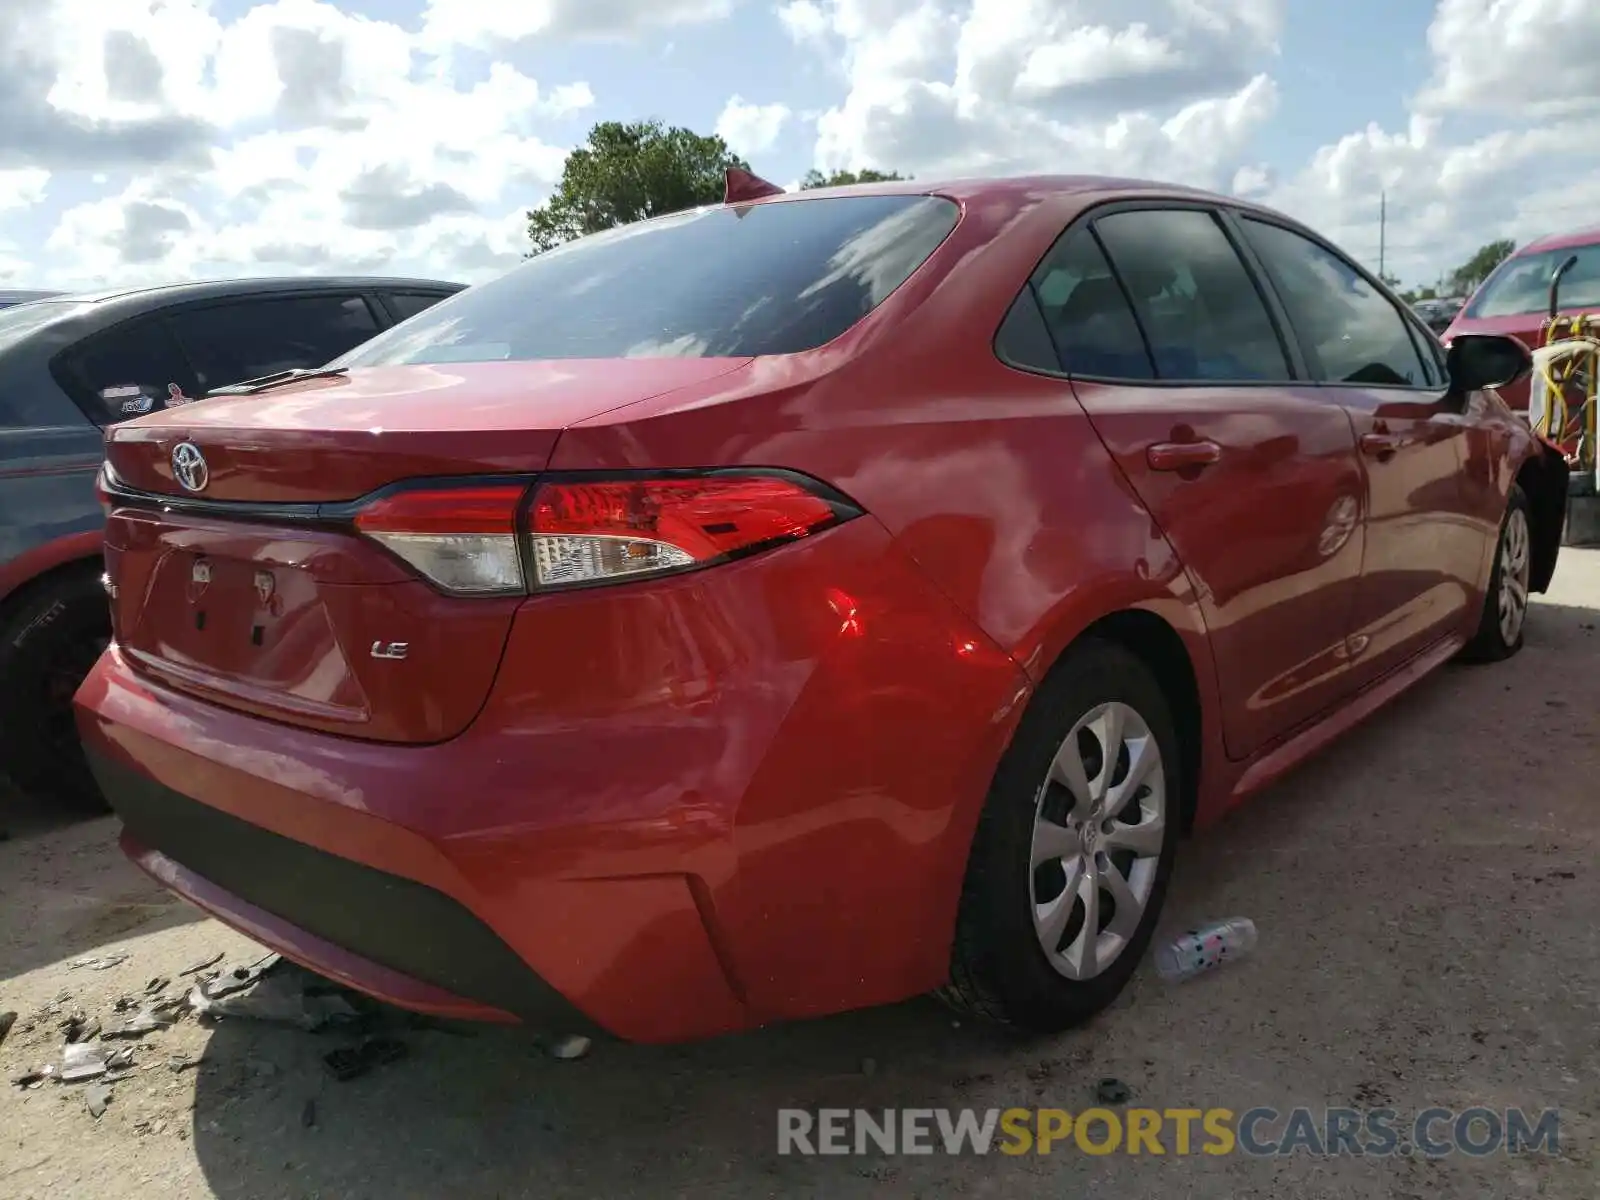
[1147,440,1222,471]
[1359,432,1402,460]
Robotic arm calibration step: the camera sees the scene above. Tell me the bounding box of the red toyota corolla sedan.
[76,175,1567,1044]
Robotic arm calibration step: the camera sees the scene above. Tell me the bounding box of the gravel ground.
[3,551,1598,1200]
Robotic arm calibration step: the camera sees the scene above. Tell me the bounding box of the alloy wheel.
[1029,701,1166,981]
[1498,507,1531,646]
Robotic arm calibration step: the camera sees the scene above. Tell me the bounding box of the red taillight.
[354,483,527,595]
[352,472,855,595]
[528,475,844,588]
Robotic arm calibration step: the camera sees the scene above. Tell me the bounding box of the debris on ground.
[145,976,170,995]
[69,953,130,971]
[1153,917,1258,983]
[1095,1077,1131,1105]
[103,1005,178,1040]
[167,1054,198,1074]
[199,953,282,999]
[84,1081,113,1118]
[324,1037,408,1082]
[547,1034,592,1061]
[189,960,363,1032]
[0,1010,15,1048]
[178,951,225,977]
[12,1065,54,1088]
[62,1012,102,1043]
[105,1046,136,1071]
[60,1042,108,1083]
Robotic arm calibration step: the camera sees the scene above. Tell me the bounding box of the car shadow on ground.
[0,794,203,981]
[169,598,1599,1197]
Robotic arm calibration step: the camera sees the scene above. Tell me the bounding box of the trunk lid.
[106,359,748,502]
[102,358,751,742]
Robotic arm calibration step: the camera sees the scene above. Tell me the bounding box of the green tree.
[527,120,748,255]
[1448,238,1516,295]
[800,168,909,189]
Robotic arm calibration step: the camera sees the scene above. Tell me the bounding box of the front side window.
[168,294,382,391]
[332,195,960,367]
[1240,219,1429,388]
[1465,243,1600,318]
[1091,208,1292,382]
[54,319,201,424]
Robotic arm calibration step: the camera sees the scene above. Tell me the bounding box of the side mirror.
[1446,333,1531,393]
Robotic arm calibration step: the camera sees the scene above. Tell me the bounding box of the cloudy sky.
[1,0,1596,294]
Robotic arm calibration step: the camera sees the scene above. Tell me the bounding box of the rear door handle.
[1359,432,1402,459]
[1146,440,1222,471]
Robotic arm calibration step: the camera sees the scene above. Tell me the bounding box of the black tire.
[0,566,112,812]
[1460,484,1532,665]
[938,638,1182,1032]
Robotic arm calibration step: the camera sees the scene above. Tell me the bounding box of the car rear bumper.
[75,518,1030,1042]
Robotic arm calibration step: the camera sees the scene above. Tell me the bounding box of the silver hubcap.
[1029,701,1166,981]
[1498,508,1531,646]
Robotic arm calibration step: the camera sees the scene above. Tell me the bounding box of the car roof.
[0,289,64,303]
[60,275,465,311]
[763,173,1226,207]
[1517,225,1600,254]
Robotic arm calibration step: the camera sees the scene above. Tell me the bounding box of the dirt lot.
[3,552,1597,1200]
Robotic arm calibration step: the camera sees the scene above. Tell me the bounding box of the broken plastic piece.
[724,166,784,204]
[106,1047,136,1071]
[12,1065,53,1088]
[179,951,225,977]
[85,1082,113,1118]
[548,1034,592,1061]
[63,1014,101,1044]
[69,953,129,971]
[202,953,283,999]
[60,1043,108,1083]
[323,1038,408,1082]
[103,1007,176,1040]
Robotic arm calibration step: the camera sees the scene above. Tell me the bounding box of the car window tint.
[387,292,453,321]
[1466,243,1600,318]
[1025,227,1153,379]
[1240,219,1429,387]
[332,195,959,367]
[169,295,382,391]
[1093,209,1291,382]
[54,318,201,424]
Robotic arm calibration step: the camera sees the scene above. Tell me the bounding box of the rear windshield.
[1466,243,1600,318]
[332,195,960,367]
[0,300,78,354]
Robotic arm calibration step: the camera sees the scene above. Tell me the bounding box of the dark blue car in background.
[0,275,463,810]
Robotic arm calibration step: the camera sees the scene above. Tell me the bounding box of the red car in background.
[76,175,1567,1044]
[1443,224,1600,414]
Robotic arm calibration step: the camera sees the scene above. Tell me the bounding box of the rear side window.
[333,195,960,366]
[1240,219,1429,388]
[1011,227,1154,379]
[54,318,201,424]
[1092,209,1291,382]
[168,294,382,391]
[385,291,454,322]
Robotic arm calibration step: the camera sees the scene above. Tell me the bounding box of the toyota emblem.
[170,442,208,493]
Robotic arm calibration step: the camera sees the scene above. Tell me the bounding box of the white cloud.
[418,0,735,47]
[716,96,792,155]
[5,0,1600,296]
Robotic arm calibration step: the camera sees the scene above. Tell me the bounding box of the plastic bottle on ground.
[1153,917,1257,982]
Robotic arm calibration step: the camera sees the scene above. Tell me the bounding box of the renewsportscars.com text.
[777,1106,1561,1158]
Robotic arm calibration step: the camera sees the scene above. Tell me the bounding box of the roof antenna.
[724,167,785,204]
